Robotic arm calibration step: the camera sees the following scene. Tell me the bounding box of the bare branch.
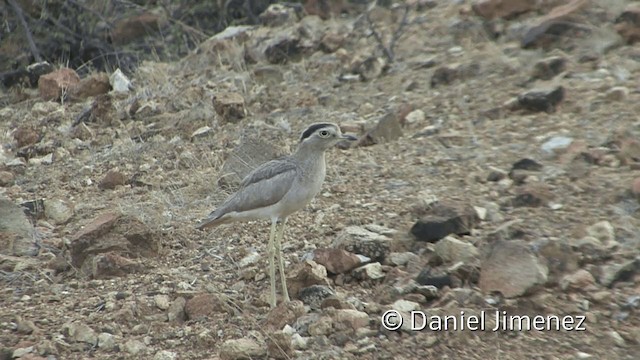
[7,0,42,62]
[364,2,413,63]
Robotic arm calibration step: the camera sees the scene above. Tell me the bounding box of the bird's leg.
[275,217,290,303]
[268,218,278,308]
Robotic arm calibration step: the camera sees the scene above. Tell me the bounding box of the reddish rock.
[91,252,142,278]
[72,73,111,99]
[13,126,40,148]
[70,212,159,275]
[472,0,536,20]
[185,293,232,319]
[38,68,80,101]
[521,0,588,48]
[212,92,246,124]
[286,260,329,297]
[99,170,127,190]
[264,300,305,330]
[311,248,363,274]
[0,171,14,187]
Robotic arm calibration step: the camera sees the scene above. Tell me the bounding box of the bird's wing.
[196,159,298,229]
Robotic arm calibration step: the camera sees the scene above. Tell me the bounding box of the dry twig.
[364,2,412,63]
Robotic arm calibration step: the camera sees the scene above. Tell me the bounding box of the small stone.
[91,252,142,278]
[286,260,329,298]
[531,56,567,80]
[330,309,370,331]
[390,299,420,312]
[12,346,34,358]
[154,350,178,360]
[513,184,553,207]
[585,221,616,248]
[219,338,266,360]
[541,136,573,154]
[110,68,131,93]
[266,330,292,359]
[72,72,111,98]
[560,269,596,291]
[0,171,15,186]
[168,296,186,322]
[352,262,385,280]
[332,226,391,262]
[154,294,171,310]
[605,86,629,102]
[290,334,309,350]
[298,285,335,309]
[97,332,117,351]
[433,236,479,264]
[99,170,127,190]
[13,126,40,147]
[238,252,261,267]
[309,248,364,274]
[62,321,98,346]
[609,330,626,347]
[38,67,80,100]
[478,240,548,297]
[185,293,231,319]
[410,203,478,242]
[516,86,565,113]
[308,316,333,336]
[405,109,425,124]
[415,270,452,289]
[599,258,640,287]
[387,252,419,267]
[355,112,403,147]
[124,339,146,355]
[44,198,74,225]
[265,300,306,330]
[213,92,246,124]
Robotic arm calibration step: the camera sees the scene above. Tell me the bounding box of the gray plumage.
[196,122,357,308]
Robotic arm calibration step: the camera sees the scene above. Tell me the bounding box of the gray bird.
[196,123,357,308]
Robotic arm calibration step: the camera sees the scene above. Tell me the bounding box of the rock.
[387,252,419,267]
[416,270,452,289]
[536,239,579,282]
[72,72,111,99]
[516,86,565,113]
[43,198,74,225]
[585,221,617,248]
[430,62,480,88]
[168,296,186,322]
[62,322,98,346]
[560,269,596,291]
[266,330,293,359]
[320,31,345,53]
[99,170,127,190]
[352,262,385,280]
[0,199,39,256]
[237,251,261,268]
[332,226,391,262]
[91,251,143,278]
[154,350,178,360]
[531,56,567,80]
[217,136,282,188]
[479,240,548,297]
[415,285,439,299]
[330,309,370,331]
[69,212,159,275]
[605,86,629,102]
[219,338,266,360]
[356,112,403,147]
[38,67,80,101]
[541,136,573,154]
[123,339,146,355]
[265,300,305,330]
[154,294,171,310]
[12,346,33,358]
[309,248,365,274]
[615,5,640,44]
[350,56,387,81]
[298,285,335,309]
[609,330,626,347]
[308,316,333,336]
[410,203,478,242]
[109,68,132,92]
[290,333,309,350]
[433,236,479,264]
[212,92,246,124]
[97,332,117,351]
[513,184,553,207]
[599,258,640,287]
[286,260,329,298]
[0,171,14,186]
[320,296,356,310]
[391,299,420,312]
[260,3,300,27]
[472,0,536,20]
[185,293,232,319]
[521,0,589,48]
[13,126,40,148]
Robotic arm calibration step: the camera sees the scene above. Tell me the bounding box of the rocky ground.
[1,0,640,359]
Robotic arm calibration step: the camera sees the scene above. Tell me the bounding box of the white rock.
[110,68,132,93]
[154,294,171,310]
[124,339,147,355]
[154,350,178,360]
[434,236,479,263]
[585,221,617,248]
[391,299,420,312]
[98,332,117,351]
[44,198,74,225]
[473,206,487,220]
[405,109,426,124]
[12,346,33,358]
[541,136,573,154]
[609,330,625,347]
[219,338,266,360]
[238,252,261,267]
[353,262,385,280]
[291,333,309,350]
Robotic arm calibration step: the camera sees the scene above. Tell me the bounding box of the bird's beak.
[341,134,358,141]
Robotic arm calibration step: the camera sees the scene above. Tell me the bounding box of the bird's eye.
[318,130,330,137]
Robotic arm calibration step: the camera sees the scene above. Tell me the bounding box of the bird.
[196,123,357,308]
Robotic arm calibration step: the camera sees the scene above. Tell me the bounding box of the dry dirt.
[1,1,640,359]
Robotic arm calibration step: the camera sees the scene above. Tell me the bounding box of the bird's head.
[298,123,357,150]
